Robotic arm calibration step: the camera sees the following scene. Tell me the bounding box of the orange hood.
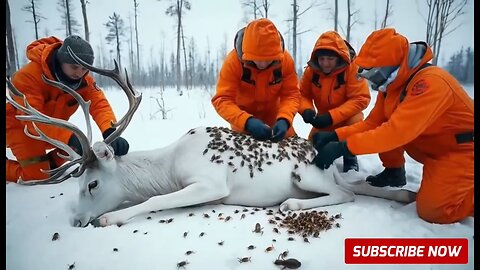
[309,31,352,65]
[355,28,433,92]
[25,36,63,79]
[242,18,284,61]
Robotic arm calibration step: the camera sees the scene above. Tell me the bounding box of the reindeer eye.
[88,180,98,192]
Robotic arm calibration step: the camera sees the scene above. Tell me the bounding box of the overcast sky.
[9,0,474,68]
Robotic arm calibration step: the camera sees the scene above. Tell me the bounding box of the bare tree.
[259,0,271,18]
[79,0,90,41]
[242,0,260,20]
[6,0,17,77]
[57,0,81,37]
[381,0,393,28]
[334,0,338,31]
[134,0,140,73]
[164,0,191,96]
[22,0,45,40]
[105,12,125,70]
[343,0,361,42]
[180,24,189,90]
[423,0,468,65]
[128,15,135,75]
[287,0,317,71]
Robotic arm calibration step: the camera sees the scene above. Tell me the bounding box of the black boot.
[343,154,359,172]
[366,166,406,187]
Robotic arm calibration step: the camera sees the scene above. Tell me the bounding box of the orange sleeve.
[345,75,453,155]
[81,78,117,133]
[276,52,300,126]
[328,64,371,125]
[11,69,73,144]
[335,91,386,140]
[299,67,315,114]
[211,51,253,130]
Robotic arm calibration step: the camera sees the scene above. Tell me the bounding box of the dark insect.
[68,263,75,270]
[234,209,240,214]
[52,232,60,241]
[199,232,205,237]
[273,228,280,234]
[203,149,208,155]
[218,241,224,246]
[203,213,210,218]
[265,244,275,252]
[166,218,174,223]
[133,230,139,233]
[335,213,343,219]
[159,220,166,223]
[335,223,341,228]
[279,250,289,260]
[177,260,189,269]
[240,214,246,219]
[188,213,195,217]
[252,223,263,235]
[313,232,320,238]
[185,250,195,255]
[247,245,256,250]
[273,258,302,269]
[287,237,295,241]
[225,216,232,222]
[238,257,251,263]
[183,231,188,238]
[304,238,310,243]
[143,232,148,235]
[146,216,152,220]
[113,248,119,252]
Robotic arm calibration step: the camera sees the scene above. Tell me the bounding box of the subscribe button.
[345,238,468,264]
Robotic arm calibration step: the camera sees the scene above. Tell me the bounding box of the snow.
[6,85,474,270]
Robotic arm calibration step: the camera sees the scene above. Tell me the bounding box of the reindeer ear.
[92,142,114,161]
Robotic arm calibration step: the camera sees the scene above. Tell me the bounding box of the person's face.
[253,60,274,70]
[317,56,338,74]
[61,63,89,80]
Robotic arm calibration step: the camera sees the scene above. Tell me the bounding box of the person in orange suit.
[212,18,300,142]
[312,28,474,224]
[299,31,370,172]
[6,35,130,182]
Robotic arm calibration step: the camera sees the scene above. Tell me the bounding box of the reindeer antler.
[66,46,142,144]
[5,46,142,185]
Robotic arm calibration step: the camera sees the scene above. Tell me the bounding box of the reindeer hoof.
[280,199,303,212]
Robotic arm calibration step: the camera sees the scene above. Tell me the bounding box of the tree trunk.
[175,0,182,95]
[66,0,72,35]
[292,0,297,70]
[32,0,39,39]
[181,24,189,90]
[346,0,351,42]
[80,0,90,41]
[115,23,122,69]
[134,0,140,73]
[334,0,338,32]
[6,0,17,76]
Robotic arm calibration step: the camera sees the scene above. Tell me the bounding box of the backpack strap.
[399,63,433,103]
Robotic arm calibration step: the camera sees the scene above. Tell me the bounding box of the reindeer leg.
[279,166,355,212]
[96,179,230,226]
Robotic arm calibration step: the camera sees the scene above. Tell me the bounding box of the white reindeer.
[6,49,416,228]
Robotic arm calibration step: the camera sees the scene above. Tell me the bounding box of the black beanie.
[56,35,94,65]
[316,49,339,58]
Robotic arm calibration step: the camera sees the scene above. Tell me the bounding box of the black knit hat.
[56,35,94,65]
[316,49,339,58]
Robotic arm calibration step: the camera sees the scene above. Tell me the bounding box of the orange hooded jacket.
[211,19,300,137]
[299,31,370,138]
[335,29,474,159]
[6,36,116,149]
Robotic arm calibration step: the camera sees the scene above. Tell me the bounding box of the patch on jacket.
[411,79,429,96]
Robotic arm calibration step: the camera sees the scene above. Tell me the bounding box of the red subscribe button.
[345,238,468,264]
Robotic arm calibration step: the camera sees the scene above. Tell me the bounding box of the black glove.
[245,118,272,141]
[271,119,289,142]
[311,113,333,129]
[102,128,130,156]
[68,134,83,155]
[312,141,350,170]
[301,109,316,124]
[312,131,338,150]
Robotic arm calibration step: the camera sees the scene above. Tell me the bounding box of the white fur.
[72,127,415,227]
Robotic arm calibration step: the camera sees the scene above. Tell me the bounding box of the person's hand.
[312,141,350,170]
[311,113,333,129]
[68,134,83,155]
[301,109,316,124]
[312,131,338,150]
[102,128,130,156]
[245,118,272,141]
[271,119,289,142]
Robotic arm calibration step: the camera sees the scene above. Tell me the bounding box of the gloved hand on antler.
[102,128,130,156]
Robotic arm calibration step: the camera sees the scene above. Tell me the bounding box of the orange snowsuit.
[299,31,370,140]
[6,36,117,182]
[335,29,474,224]
[212,19,300,137]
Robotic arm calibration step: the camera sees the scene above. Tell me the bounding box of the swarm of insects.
[273,210,342,238]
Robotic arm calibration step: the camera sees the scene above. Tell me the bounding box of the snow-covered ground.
[6,84,474,270]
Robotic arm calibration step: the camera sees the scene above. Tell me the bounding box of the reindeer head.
[6,46,142,227]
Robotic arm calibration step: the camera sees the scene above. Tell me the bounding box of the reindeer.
[6,48,416,228]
